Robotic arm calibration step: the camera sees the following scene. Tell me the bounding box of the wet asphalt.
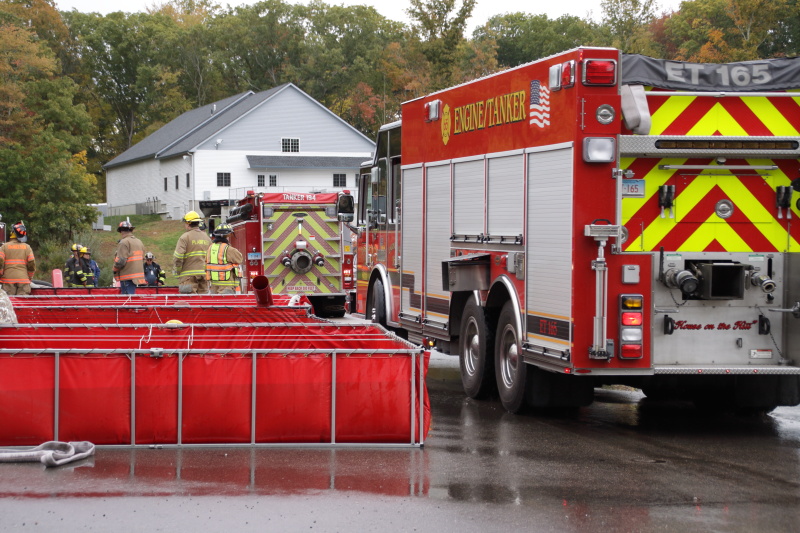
[1,376,799,533]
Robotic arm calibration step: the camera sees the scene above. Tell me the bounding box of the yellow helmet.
[80,246,89,255]
[182,211,201,223]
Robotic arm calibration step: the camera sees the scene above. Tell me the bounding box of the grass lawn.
[80,215,187,286]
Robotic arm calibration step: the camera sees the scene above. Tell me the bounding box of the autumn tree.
[293,2,403,124]
[0,7,98,243]
[657,0,793,61]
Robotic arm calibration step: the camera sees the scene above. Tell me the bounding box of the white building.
[104,83,374,220]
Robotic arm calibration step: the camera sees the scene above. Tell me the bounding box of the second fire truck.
[356,47,800,413]
[228,191,355,317]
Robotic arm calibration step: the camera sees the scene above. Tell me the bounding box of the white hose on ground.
[0,441,95,467]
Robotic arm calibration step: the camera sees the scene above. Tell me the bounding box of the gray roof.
[104,85,289,169]
[247,155,366,169]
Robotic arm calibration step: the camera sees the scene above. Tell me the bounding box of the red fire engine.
[356,47,800,413]
[228,191,356,317]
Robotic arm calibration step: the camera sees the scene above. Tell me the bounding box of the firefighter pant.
[1,283,31,296]
[210,284,237,295]
[179,275,209,294]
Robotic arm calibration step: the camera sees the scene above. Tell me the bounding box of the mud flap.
[734,375,800,408]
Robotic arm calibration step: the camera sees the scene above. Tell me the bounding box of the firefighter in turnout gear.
[64,243,85,287]
[113,220,146,294]
[78,246,94,287]
[0,222,35,295]
[143,252,166,286]
[206,223,243,294]
[174,210,210,293]
[83,247,101,287]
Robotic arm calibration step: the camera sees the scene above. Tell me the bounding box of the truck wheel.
[369,279,387,326]
[495,301,528,413]
[459,299,495,399]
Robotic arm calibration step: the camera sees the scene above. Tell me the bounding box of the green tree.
[150,0,226,106]
[600,0,658,51]
[763,0,800,57]
[208,0,305,93]
[474,12,601,68]
[64,11,190,152]
[725,0,790,59]
[406,0,477,89]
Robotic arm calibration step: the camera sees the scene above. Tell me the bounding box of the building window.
[217,172,231,187]
[281,138,299,152]
[333,173,346,187]
[175,175,179,189]
[186,173,190,188]
[257,174,265,187]
[269,174,277,187]
[164,177,168,191]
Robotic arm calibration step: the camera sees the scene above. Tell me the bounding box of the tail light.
[621,312,643,326]
[342,254,354,289]
[342,266,353,289]
[583,59,617,86]
[621,344,642,359]
[619,294,644,359]
[561,60,575,88]
[548,60,576,91]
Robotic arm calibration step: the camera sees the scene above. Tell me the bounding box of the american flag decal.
[529,80,550,128]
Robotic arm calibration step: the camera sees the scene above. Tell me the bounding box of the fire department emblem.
[441,104,451,145]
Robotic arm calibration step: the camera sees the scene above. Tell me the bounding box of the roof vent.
[211,104,216,115]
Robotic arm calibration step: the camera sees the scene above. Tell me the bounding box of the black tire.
[370,279,387,326]
[495,301,528,413]
[459,298,495,399]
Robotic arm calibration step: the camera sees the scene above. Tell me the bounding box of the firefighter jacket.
[65,256,92,286]
[0,239,35,285]
[206,240,244,287]
[173,228,210,277]
[143,261,166,286]
[113,234,145,284]
[88,259,101,287]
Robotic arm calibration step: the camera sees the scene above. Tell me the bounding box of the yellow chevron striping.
[717,169,790,251]
[687,102,748,136]
[624,94,800,254]
[742,97,800,136]
[649,95,695,135]
[677,214,749,252]
[620,157,679,224]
